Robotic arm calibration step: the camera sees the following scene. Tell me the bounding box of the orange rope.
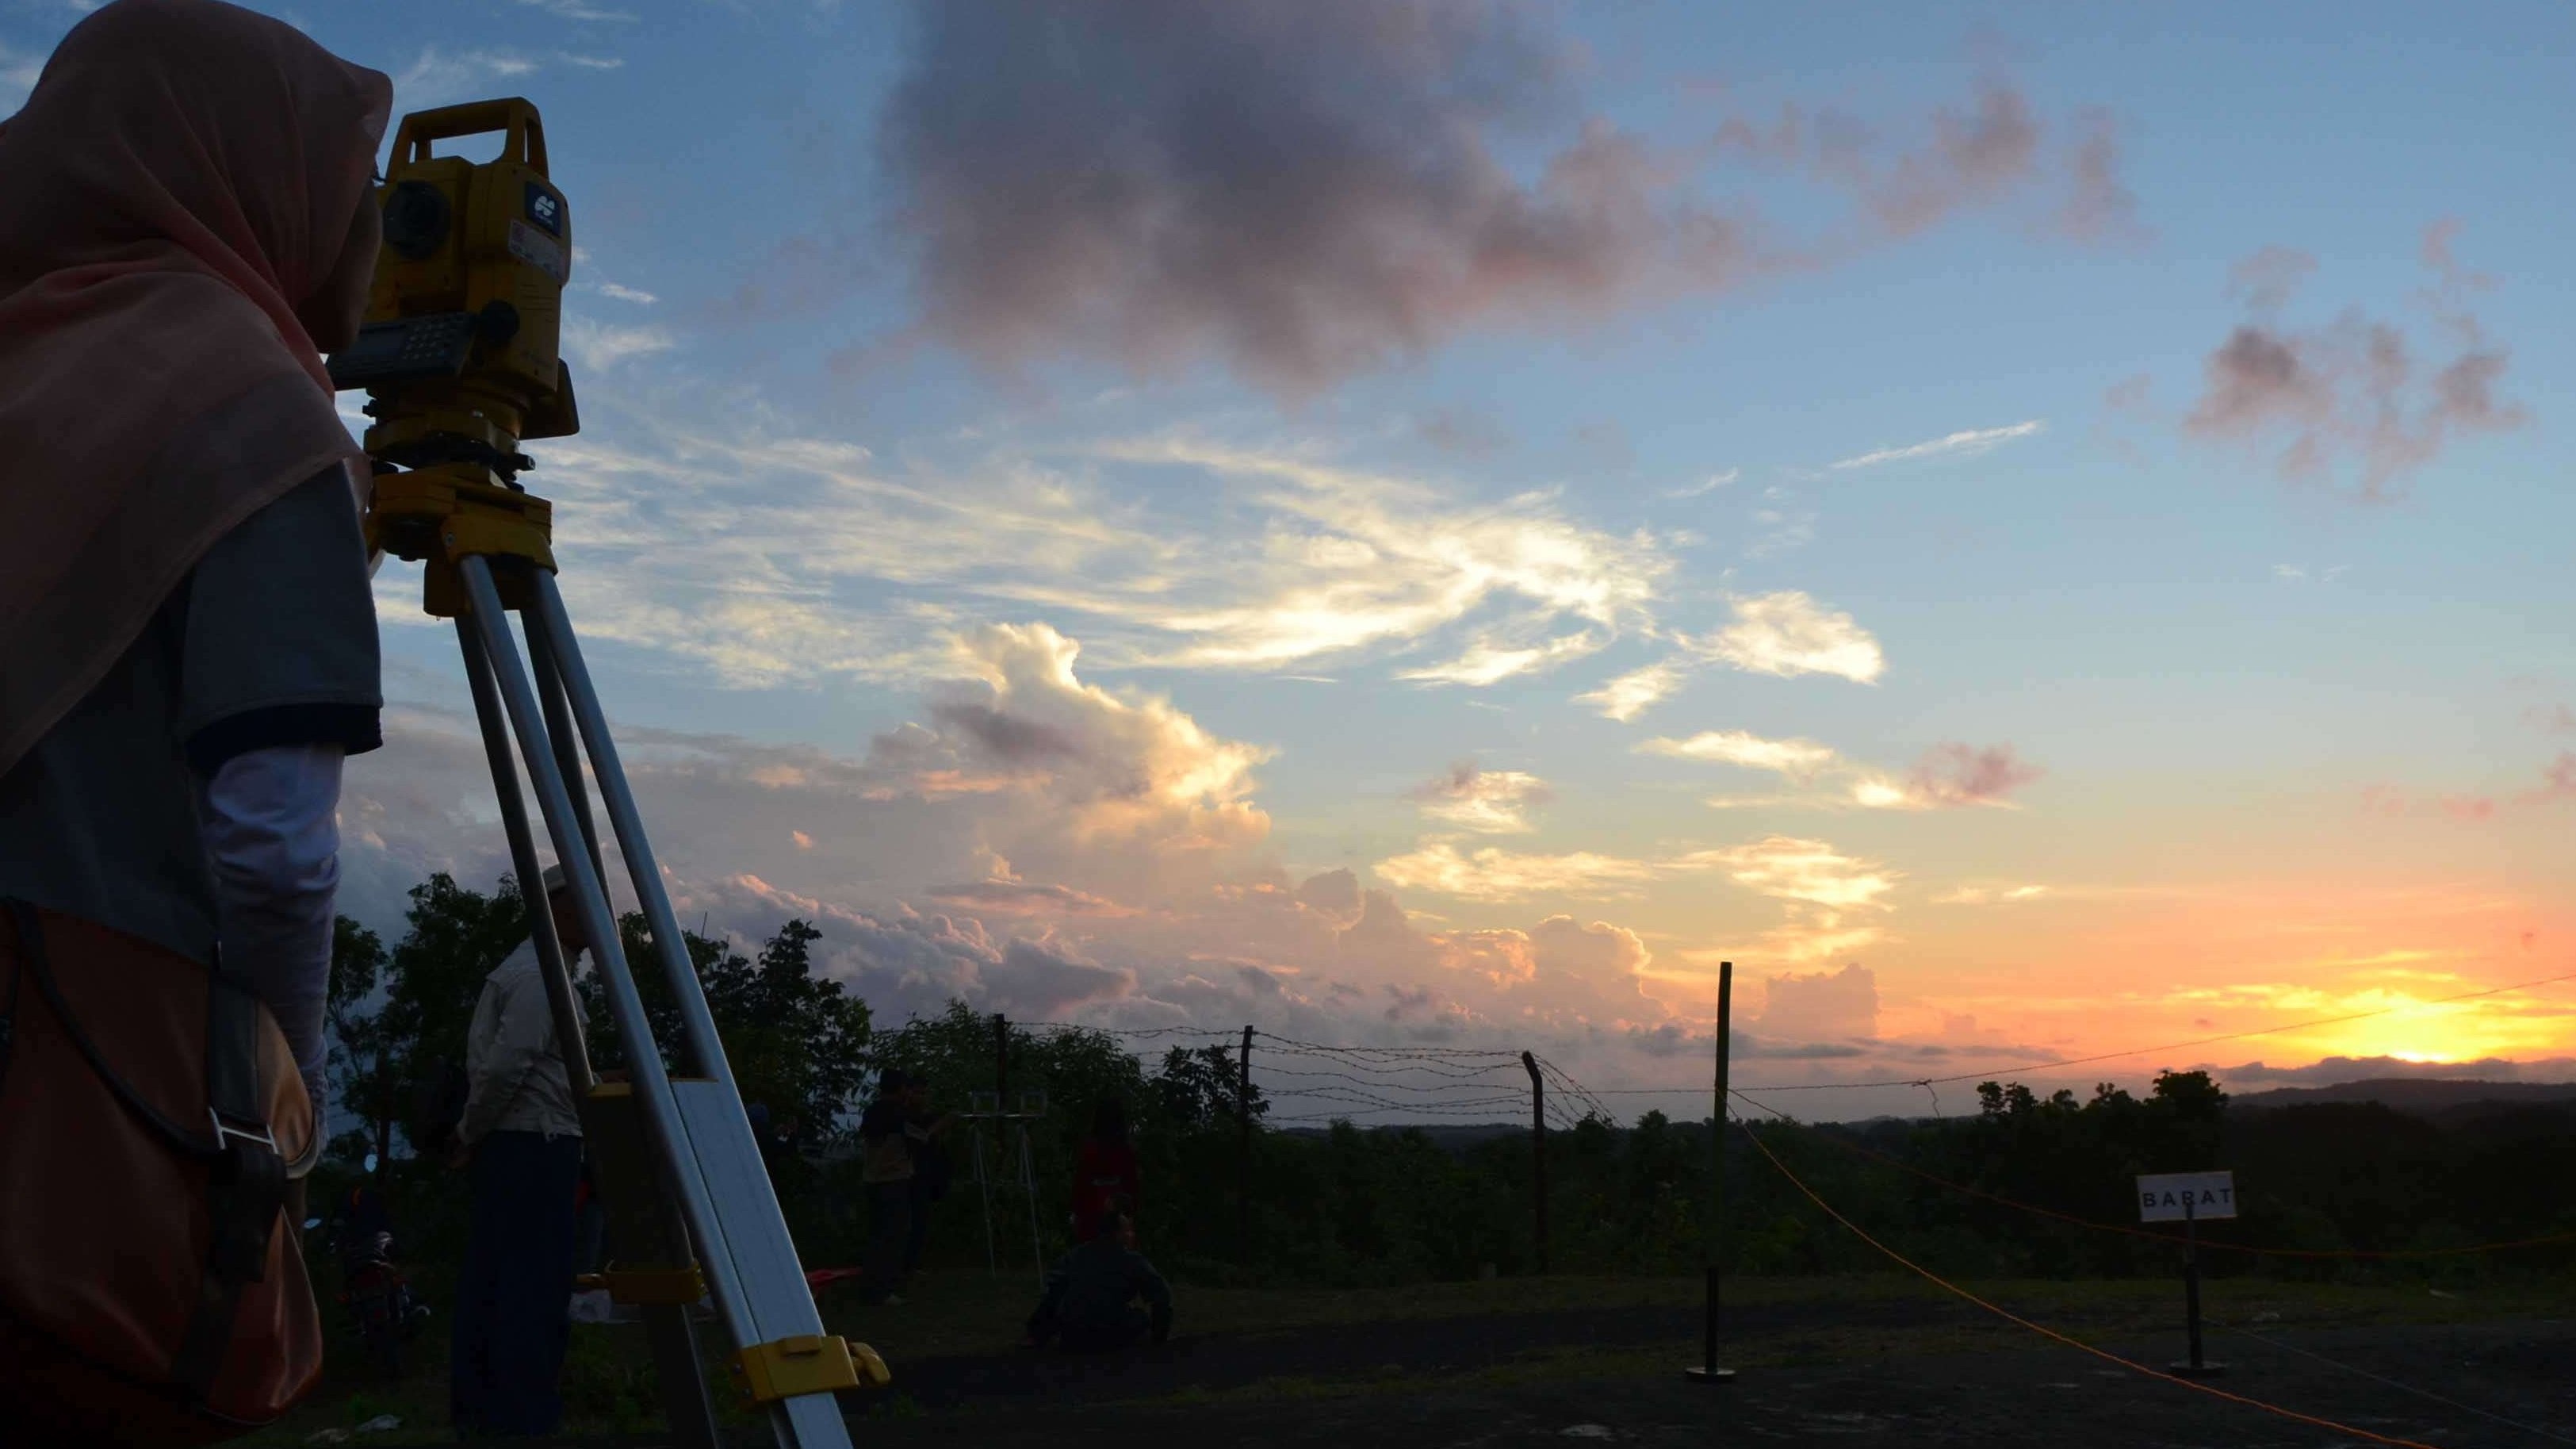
[1746,1102,2576,1260]
[1734,1120,2444,1449]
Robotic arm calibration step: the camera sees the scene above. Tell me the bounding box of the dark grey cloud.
[875,3,2129,396]
[2051,108,2145,245]
[2187,228,2528,500]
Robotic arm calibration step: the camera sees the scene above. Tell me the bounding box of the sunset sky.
[15,1,2572,1119]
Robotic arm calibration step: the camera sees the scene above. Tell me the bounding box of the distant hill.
[2230,1077,2576,1116]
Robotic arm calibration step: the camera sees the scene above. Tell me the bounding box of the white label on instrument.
[508,218,568,286]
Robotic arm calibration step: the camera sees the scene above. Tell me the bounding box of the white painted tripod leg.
[519,569,855,1448]
[455,616,595,1089]
[454,559,752,1347]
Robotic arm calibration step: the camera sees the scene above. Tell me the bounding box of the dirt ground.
[260,1275,2576,1446]
[854,1317,2576,1449]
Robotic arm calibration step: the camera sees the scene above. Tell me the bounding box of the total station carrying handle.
[392,98,549,175]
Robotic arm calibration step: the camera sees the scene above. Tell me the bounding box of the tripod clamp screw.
[737,1333,890,1404]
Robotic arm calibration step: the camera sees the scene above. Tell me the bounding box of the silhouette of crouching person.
[1022,1208,1171,1353]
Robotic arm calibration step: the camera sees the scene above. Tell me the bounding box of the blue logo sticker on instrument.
[524,181,565,237]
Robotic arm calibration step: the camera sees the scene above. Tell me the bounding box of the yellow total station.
[329,98,580,619]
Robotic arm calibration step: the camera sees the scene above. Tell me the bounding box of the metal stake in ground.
[2138,1169,2233,1379]
[1687,960,1736,1384]
[1521,1052,1548,1274]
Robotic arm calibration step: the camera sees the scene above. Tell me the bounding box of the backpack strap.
[1,901,286,1406]
[169,972,287,1404]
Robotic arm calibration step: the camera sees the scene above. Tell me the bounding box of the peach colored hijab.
[0,0,392,778]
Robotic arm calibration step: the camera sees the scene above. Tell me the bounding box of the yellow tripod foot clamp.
[600,1263,709,1306]
[737,1335,890,1404]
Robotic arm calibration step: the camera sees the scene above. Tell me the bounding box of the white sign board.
[2137,1171,2237,1223]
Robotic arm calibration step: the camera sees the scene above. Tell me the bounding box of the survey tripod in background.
[960,1087,1049,1283]
[328,98,882,1449]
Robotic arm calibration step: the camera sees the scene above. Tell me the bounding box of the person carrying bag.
[0,1,393,1441]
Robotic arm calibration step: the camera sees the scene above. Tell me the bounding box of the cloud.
[1666,466,1741,500]
[513,0,634,18]
[394,48,544,111]
[465,396,1669,692]
[1409,763,1553,835]
[876,4,2130,396]
[2186,228,2528,500]
[1682,836,1898,912]
[2051,108,2147,245]
[2360,753,2576,824]
[2527,704,2576,736]
[1933,884,2048,906]
[1758,963,1879,1041]
[1372,841,1664,903]
[561,317,677,372]
[1853,742,2044,810]
[1100,438,1666,675]
[2210,1055,2576,1089]
[1829,420,2043,471]
[1414,407,1510,459]
[1839,75,2040,238]
[595,282,659,305]
[1678,835,1898,962]
[2228,245,2318,313]
[1399,631,1600,686]
[1692,592,1885,684]
[921,878,1139,918]
[1640,730,1839,780]
[1577,661,1685,723]
[558,53,626,71]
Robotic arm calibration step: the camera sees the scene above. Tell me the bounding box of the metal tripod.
[388,478,882,1447]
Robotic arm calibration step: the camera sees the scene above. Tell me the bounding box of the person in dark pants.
[1022,1210,1172,1353]
[449,866,591,1436]
[856,1069,949,1304]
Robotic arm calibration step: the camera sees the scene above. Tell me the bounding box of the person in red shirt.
[1070,1098,1141,1242]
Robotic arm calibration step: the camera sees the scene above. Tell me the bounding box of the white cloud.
[559,54,626,71]
[394,48,543,112]
[1934,884,2049,905]
[1640,730,1840,780]
[1101,437,1668,675]
[1665,466,1741,500]
[1829,420,2043,471]
[1681,836,1899,912]
[1577,661,1685,723]
[595,281,659,305]
[1693,592,1885,684]
[561,317,676,373]
[513,0,635,20]
[1399,632,1600,686]
[1372,842,1663,902]
[1409,764,1552,835]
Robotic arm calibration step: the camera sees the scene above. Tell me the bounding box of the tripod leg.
[453,565,755,1344]
[454,618,595,1091]
[504,563,858,1449]
[524,572,755,1114]
[528,624,610,903]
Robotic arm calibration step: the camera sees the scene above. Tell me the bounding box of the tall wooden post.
[1688,961,1736,1383]
[1237,1025,1254,1260]
[993,1012,1009,1109]
[1522,1051,1548,1274]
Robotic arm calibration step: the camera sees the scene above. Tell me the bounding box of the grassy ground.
[251,1267,2567,1443]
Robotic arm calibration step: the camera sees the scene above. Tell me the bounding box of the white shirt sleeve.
[197,741,345,1140]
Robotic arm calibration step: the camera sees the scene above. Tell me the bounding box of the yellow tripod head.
[327,98,579,617]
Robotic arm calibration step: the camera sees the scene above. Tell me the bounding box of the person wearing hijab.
[0,0,389,1140]
[0,5,392,1427]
